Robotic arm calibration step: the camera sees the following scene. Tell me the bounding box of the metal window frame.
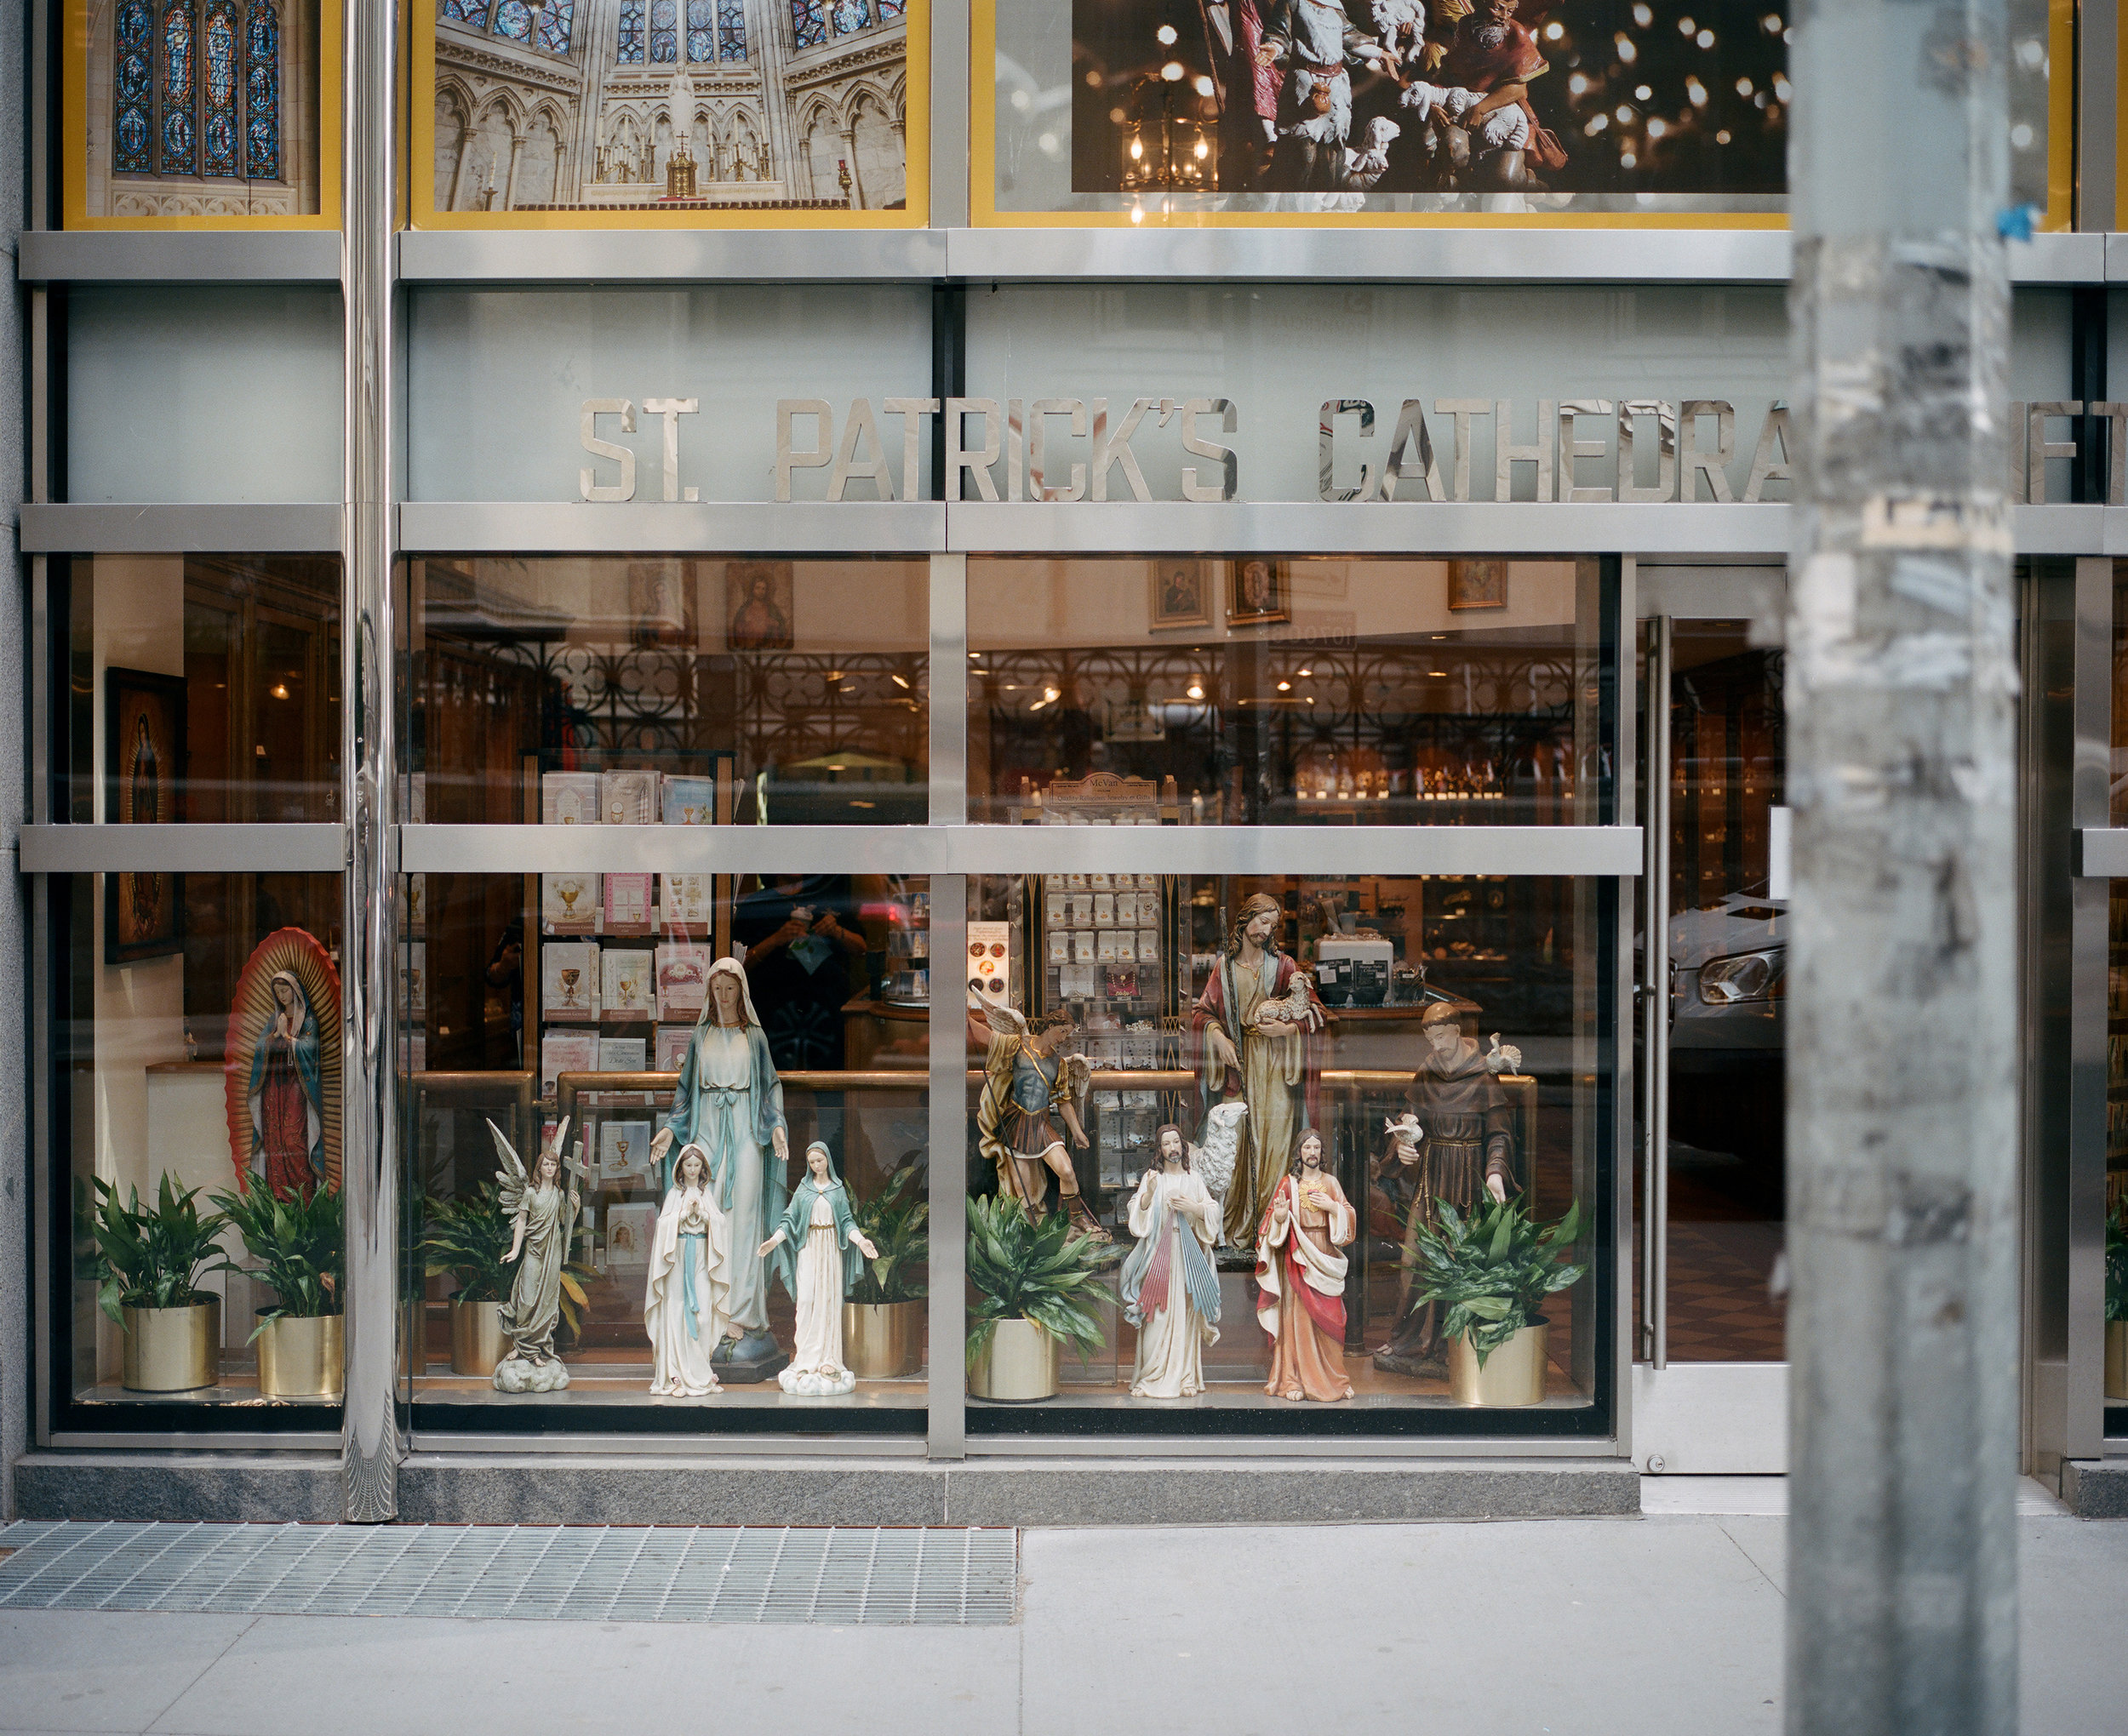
[21,228,2125,288]
[14,0,2127,1494]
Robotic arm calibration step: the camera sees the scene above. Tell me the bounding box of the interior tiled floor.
[1635,1137,1788,1364]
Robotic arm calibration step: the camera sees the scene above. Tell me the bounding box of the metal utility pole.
[1784,0,2018,1729]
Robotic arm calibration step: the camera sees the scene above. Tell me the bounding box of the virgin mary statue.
[249,970,325,1198]
[650,957,791,1365]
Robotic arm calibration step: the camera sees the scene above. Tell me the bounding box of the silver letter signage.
[775,399,834,502]
[640,397,699,502]
[579,398,638,502]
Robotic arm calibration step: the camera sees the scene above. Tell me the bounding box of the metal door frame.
[1632,563,1791,1475]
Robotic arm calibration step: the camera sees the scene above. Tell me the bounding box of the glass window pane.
[405,871,930,1425]
[964,871,1608,1425]
[969,557,1605,825]
[66,555,344,825]
[57,872,347,1419]
[407,557,927,825]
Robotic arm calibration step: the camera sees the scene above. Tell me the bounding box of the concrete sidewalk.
[1,1483,2122,1736]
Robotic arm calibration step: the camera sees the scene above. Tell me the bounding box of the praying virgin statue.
[249,970,326,1199]
[645,1145,730,1396]
[649,957,791,1373]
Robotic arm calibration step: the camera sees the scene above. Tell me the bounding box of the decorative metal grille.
[0,1522,1018,1625]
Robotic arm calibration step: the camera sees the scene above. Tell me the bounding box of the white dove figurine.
[1485,1032,1523,1076]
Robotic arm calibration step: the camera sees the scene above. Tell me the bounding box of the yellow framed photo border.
[970,0,2077,233]
[63,0,344,231]
[410,0,930,230]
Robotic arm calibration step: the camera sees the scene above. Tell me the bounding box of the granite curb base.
[14,1452,1642,1525]
[2060,1459,2128,1516]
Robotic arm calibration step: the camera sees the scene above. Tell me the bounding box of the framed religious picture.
[725,561,794,651]
[105,665,186,962]
[63,0,342,231]
[411,0,930,230]
[1149,558,1212,631]
[1227,559,1288,627]
[1448,559,1509,612]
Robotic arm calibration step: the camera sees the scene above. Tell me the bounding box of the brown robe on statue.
[1374,1038,1515,1375]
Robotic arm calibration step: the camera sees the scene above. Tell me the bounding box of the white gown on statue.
[694,1025,771,1336]
[644,1181,730,1396]
[1127,1168,1221,1399]
[779,1191,855,1396]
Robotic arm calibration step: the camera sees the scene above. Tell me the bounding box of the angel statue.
[968,991,1107,1241]
[488,1116,586,1393]
[649,957,791,1375]
[758,1141,878,1397]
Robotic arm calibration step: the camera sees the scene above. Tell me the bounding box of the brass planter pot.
[256,1311,345,1399]
[969,1317,1058,1402]
[122,1299,220,1393]
[2108,1320,2128,1402]
[450,1299,508,1378]
[844,1301,924,1379]
[1448,1322,1548,1408]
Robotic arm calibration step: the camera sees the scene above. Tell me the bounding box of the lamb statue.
[1192,1099,1249,1244]
[1341,117,1401,190]
[1254,968,1318,1032]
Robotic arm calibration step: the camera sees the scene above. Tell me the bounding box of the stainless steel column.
[341,0,403,1522]
[925,553,968,1459]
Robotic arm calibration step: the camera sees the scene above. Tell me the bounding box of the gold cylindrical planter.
[256,1311,344,1398]
[969,1317,1058,1402]
[449,1299,508,1377]
[2107,1320,2128,1401]
[1448,1322,1548,1408]
[122,1298,220,1392]
[844,1301,924,1379]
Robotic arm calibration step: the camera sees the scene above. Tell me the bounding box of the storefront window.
[64,553,343,826]
[406,557,928,825]
[403,871,930,1430]
[969,557,1606,825]
[55,871,347,1423]
[961,871,1608,1430]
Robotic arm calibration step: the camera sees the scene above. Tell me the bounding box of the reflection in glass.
[59,874,346,1411]
[68,554,343,827]
[970,557,1603,825]
[1653,621,1787,1362]
[965,871,1602,1414]
[405,872,930,1417]
[407,557,927,825]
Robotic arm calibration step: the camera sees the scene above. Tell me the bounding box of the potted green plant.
[1407,1195,1587,1408]
[2107,1202,2127,1402]
[212,1181,345,1399]
[966,1193,1107,1402]
[90,1174,235,1393]
[421,1184,514,1376]
[844,1164,930,1379]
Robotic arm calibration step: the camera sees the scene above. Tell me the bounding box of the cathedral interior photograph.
[425,0,912,215]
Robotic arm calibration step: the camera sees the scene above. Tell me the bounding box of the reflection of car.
[1668,888,1786,1054]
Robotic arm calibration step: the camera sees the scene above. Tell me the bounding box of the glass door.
[1634,590,1791,1473]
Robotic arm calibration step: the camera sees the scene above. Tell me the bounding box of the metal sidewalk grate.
[0,1522,1018,1625]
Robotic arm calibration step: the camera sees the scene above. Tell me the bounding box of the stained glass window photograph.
[72,0,323,224]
